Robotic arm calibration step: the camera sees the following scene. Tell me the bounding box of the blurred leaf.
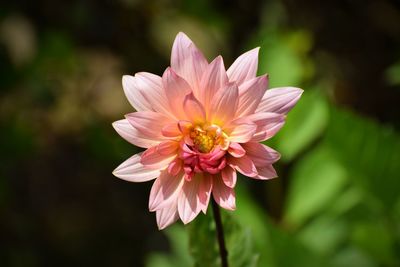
[188,208,259,267]
[235,183,331,267]
[146,225,193,267]
[385,61,400,86]
[351,221,398,265]
[331,247,377,267]
[284,147,348,226]
[297,215,347,255]
[325,107,400,208]
[267,91,329,162]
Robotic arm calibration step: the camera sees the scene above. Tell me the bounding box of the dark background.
[1,0,400,266]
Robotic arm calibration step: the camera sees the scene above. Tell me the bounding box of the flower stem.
[211,198,229,267]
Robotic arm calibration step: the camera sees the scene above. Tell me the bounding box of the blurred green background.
[1,0,400,266]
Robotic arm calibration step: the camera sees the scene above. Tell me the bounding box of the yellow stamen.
[190,127,216,153]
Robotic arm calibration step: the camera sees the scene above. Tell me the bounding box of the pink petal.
[225,120,257,143]
[135,72,177,119]
[141,141,178,169]
[149,170,185,211]
[177,174,203,224]
[162,67,192,119]
[122,75,150,112]
[112,119,160,148]
[241,142,280,166]
[229,155,258,177]
[167,159,183,176]
[227,47,259,86]
[170,32,208,95]
[256,87,303,115]
[209,82,239,125]
[212,175,236,210]
[161,122,181,138]
[113,153,160,182]
[243,112,286,142]
[183,93,206,124]
[236,75,268,117]
[125,111,174,141]
[199,173,213,214]
[156,202,179,230]
[199,56,228,112]
[221,166,237,188]
[228,142,246,158]
[254,165,278,180]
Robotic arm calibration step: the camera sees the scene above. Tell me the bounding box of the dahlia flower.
[113,32,302,229]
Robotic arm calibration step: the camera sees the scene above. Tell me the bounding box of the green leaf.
[284,146,348,226]
[325,107,400,208]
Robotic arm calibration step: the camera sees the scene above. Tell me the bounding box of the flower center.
[190,127,216,153]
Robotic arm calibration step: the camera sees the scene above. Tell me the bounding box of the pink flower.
[113,32,303,229]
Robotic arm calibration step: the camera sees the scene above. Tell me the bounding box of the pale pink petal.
[122,75,150,111]
[209,82,239,125]
[199,173,213,213]
[242,112,286,142]
[162,67,192,119]
[256,87,303,115]
[227,47,259,86]
[125,111,174,141]
[156,202,179,230]
[183,93,206,124]
[134,72,177,119]
[241,142,280,166]
[236,75,268,117]
[212,175,236,210]
[177,174,203,224]
[170,32,208,94]
[112,119,160,148]
[228,142,246,158]
[199,56,228,112]
[141,141,178,169]
[229,155,258,177]
[113,153,160,182]
[221,166,237,188]
[225,120,257,143]
[149,170,185,211]
[254,165,278,180]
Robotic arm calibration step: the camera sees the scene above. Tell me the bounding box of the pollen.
[190,127,216,153]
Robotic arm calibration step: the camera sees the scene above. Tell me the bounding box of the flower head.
[113,32,303,229]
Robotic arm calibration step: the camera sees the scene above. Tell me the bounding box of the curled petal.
[254,165,278,180]
[256,87,303,115]
[212,174,236,210]
[229,155,258,177]
[227,47,259,86]
[141,141,178,169]
[241,142,280,166]
[221,166,237,188]
[243,112,286,142]
[228,142,246,158]
[113,153,160,182]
